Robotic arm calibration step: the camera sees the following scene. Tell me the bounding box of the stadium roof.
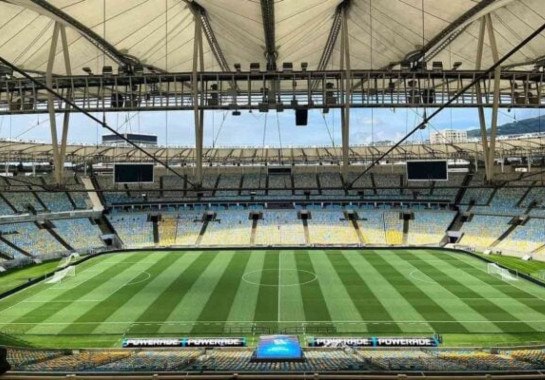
[1,136,543,164]
[1,0,545,76]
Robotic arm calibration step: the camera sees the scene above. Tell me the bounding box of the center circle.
[242,269,317,287]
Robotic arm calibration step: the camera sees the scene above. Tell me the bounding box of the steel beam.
[408,0,515,65]
[340,6,351,175]
[260,0,277,71]
[193,11,204,186]
[7,0,162,72]
[486,14,501,183]
[475,17,491,180]
[46,23,62,184]
[186,1,230,72]
[317,2,345,71]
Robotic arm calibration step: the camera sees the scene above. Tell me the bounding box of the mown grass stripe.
[58,252,183,336]
[419,250,545,332]
[159,252,234,334]
[93,252,201,335]
[128,252,215,335]
[253,251,279,333]
[326,250,402,334]
[0,252,130,316]
[440,251,545,314]
[26,253,159,335]
[226,251,266,322]
[294,251,331,322]
[308,251,366,332]
[278,251,305,325]
[192,251,250,333]
[365,251,470,334]
[350,252,433,334]
[401,250,535,334]
[6,253,148,332]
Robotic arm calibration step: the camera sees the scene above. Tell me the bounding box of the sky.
[0,107,542,148]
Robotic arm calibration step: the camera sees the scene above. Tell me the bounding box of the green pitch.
[1,249,545,348]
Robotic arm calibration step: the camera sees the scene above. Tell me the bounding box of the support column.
[475,17,490,180]
[46,23,62,184]
[340,6,350,176]
[46,22,72,185]
[192,13,204,186]
[486,14,501,183]
[58,25,72,172]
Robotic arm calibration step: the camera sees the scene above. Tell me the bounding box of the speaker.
[295,108,308,126]
[0,347,11,374]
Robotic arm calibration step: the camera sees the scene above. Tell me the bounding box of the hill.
[466,115,545,138]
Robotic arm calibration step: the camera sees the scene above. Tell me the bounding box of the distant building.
[430,129,468,144]
[102,133,157,147]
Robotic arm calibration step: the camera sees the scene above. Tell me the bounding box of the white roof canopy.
[1,0,545,75]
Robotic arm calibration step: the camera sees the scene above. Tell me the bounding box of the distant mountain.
[466,115,545,138]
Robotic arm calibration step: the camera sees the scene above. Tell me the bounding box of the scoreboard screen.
[406,160,448,181]
[114,163,154,183]
[254,335,303,361]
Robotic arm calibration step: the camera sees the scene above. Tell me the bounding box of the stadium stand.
[307,211,359,245]
[53,218,105,251]
[357,210,387,245]
[200,210,252,246]
[458,215,512,248]
[254,211,305,245]
[497,218,545,253]
[107,213,154,248]
[407,210,456,245]
[0,222,65,257]
[6,347,545,373]
[383,211,404,245]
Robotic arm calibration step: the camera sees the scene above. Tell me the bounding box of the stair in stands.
[350,219,366,244]
[402,218,409,245]
[490,218,519,248]
[152,218,159,244]
[65,191,78,209]
[89,174,107,206]
[212,175,221,197]
[454,172,473,205]
[516,182,535,207]
[32,190,48,211]
[195,219,209,246]
[486,187,499,205]
[369,173,378,195]
[315,174,322,195]
[0,193,18,214]
[0,249,12,260]
[46,223,74,251]
[81,177,104,211]
[250,219,258,246]
[302,219,310,245]
[0,236,32,257]
[533,244,545,254]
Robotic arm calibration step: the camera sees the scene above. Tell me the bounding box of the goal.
[46,265,76,284]
[58,253,80,268]
[487,263,518,281]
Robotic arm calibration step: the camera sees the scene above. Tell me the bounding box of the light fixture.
[250,62,260,74]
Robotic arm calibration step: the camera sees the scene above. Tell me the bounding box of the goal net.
[46,265,76,284]
[58,253,80,268]
[487,263,518,281]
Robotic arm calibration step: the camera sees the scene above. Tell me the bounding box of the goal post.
[46,265,76,284]
[487,263,518,281]
[57,252,81,268]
